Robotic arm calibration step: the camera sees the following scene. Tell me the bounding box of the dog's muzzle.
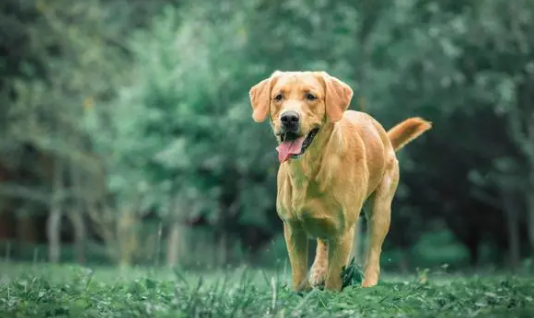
[280,111,300,133]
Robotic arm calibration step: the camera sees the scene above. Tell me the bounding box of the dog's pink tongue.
[276,137,306,163]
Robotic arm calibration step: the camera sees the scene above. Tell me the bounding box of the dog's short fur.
[249,71,431,291]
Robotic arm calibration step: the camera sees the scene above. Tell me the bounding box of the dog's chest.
[278,179,344,238]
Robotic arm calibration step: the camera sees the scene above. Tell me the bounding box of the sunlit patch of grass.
[0,262,533,317]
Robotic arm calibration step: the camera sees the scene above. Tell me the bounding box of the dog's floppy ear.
[320,72,353,122]
[249,71,281,123]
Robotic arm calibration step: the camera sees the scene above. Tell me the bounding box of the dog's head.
[249,71,353,163]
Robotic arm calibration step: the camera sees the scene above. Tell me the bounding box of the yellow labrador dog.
[249,71,431,291]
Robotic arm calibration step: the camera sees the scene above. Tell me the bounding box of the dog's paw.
[361,268,379,288]
[361,278,378,288]
[308,264,327,288]
[293,280,312,293]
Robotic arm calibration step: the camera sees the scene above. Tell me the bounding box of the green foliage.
[3,0,534,269]
[85,1,279,224]
[411,230,471,268]
[341,257,365,289]
[1,263,533,317]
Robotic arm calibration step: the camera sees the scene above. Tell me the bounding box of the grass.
[1,262,533,318]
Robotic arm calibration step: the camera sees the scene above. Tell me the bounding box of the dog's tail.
[387,117,432,152]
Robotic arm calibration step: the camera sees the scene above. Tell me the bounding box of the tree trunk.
[528,168,534,258]
[503,191,521,270]
[47,209,62,263]
[69,166,86,264]
[465,232,480,268]
[47,160,63,263]
[165,193,181,267]
[117,212,137,267]
[218,231,228,267]
[166,221,183,267]
[16,207,34,257]
[527,118,534,257]
[69,210,86,264]
[398,252,410,274]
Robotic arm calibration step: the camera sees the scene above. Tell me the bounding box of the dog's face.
[249,71,353,163]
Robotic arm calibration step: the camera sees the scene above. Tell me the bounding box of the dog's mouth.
[276,127,320,163]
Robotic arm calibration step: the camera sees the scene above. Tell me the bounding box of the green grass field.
[1,262,533,318]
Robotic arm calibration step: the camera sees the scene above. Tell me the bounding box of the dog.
[248,71,431,291]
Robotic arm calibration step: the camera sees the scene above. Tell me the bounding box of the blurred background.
[1,0,533,274]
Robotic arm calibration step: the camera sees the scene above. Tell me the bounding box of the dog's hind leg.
[361,160,399,287]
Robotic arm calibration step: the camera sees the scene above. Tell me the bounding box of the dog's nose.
[280,111,300,131]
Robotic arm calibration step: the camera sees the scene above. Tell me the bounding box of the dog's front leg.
[283,223,310,292]
[324,227,355,291]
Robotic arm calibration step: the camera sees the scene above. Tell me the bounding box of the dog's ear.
[320,72,353,122]
[249,71,281,123]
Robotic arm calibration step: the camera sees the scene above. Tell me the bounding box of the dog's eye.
[306,93,317,101]
[274,94,283,102]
